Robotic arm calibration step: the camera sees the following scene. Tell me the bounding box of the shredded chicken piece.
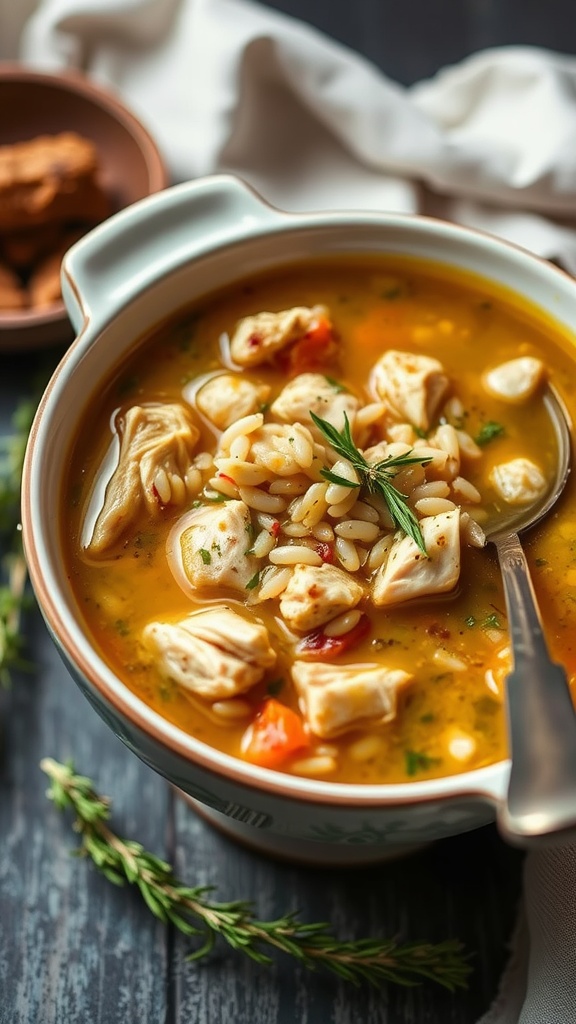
[168,499,259,594]
[229,304,330,367]
[489,457,547,505]
[142,606,276,700]
[271,372,360,436]
[482,357,545,402]
[372,511,461,606]
[195,374,270,430]
[372,350,450,430]
[87,402,200,555]
[278,563,364,632]
[292,660,413,739]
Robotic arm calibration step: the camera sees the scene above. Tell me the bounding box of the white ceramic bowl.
[21,175,576,864]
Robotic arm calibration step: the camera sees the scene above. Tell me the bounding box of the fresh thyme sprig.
[310,412,432,555]
[0,397,37,685]
[41,758,472,991]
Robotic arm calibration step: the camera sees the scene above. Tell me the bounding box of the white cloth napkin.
[5,1,576,1020]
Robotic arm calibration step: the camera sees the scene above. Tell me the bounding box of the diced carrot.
[281,315,338,376]
[296,613,371,660]
[241,698,309,768]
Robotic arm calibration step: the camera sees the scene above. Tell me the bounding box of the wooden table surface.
[1,3,575,1022]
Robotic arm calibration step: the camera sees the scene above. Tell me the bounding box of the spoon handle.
[493,530,576,846]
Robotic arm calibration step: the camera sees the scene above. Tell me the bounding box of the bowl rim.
[0,61,169,333]
[25,185,576,810]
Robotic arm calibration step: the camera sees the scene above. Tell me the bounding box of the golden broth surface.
[64,256,576,784]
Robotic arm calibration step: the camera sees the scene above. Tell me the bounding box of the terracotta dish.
[0,63,169,351]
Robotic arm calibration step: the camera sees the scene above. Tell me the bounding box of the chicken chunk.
[87,403,200,556]
[230,304,330,367]
[489,457,547,505]
[292,660,413,739]
[168,499,259,594]
[371,350,450,431]
[278,563,364,632]
[195,374,270,430]
[482,357,545,402]
[142,606,276,701]
[372,511,461,606]
[270,372,360,436]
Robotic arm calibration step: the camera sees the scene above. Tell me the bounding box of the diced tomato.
[280,315,338,376]
[296,613,371,661]
[270,520,281,538]
[315,541,334,564]
[217,472,237,487]
[241,698,309,768]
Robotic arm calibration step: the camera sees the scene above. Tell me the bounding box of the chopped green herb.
[324,375,348,394]
[413,426,428,439]
[420,713,435,724]
[404,750,440,776]
[199,548,212,565]
[114,619,130,637]
[474,421,505,446]
[465,615,476,628]
[535,557,548,567]
[482,613,501,629]
[258,402,270,414]
[245,571,260,591]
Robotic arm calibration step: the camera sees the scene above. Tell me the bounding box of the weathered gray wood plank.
[0,609,171,1024]
[169,792,523,1023]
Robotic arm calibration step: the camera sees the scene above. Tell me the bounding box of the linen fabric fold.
[14,0,576,272]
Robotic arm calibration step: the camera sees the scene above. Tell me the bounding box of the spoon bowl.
[484,385,572,542]
[485,384,576,846]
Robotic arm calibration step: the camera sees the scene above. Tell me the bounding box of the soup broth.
[64,256,576,784]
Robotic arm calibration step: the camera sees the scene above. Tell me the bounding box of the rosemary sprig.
[310,412,431,555]
[0,397,37,685]
[41,758,472,991]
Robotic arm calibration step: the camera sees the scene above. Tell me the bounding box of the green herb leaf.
[245,571,260,591]
[41,758,472,992]
[404,750,440,776]
[324,375,348,394]
[482,613,501,629]
[310,411,430,555]
[474,421,505,446]
[199,548,212,565]
[320,468,360,489]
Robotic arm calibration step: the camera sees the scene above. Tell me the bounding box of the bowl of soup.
[21,174,576,863]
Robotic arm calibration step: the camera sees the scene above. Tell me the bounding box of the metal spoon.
[484,384,576,846]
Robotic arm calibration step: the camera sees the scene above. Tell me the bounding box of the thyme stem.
[310,412,431,554]
[41,757,472,991]
[0,397,38,685]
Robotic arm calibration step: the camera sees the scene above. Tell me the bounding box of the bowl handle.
[61,174,283,334]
